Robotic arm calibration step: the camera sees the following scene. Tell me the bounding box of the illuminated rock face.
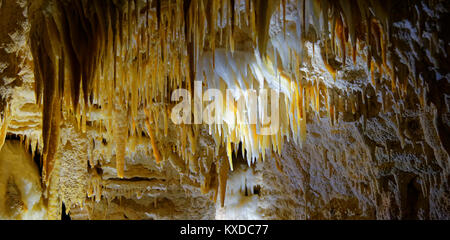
[0,141,46,219]
[0,0,448,220]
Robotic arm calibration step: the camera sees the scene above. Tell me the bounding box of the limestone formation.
[0,0,448,220]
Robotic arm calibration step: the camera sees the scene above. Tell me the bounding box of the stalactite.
[255,0,280,56]
[43,94,62,185]
[25,0,413,211]
[0,105,10,152]
[218,154,230,208]
[144,109,162,164]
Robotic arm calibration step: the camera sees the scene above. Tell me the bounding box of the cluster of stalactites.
[28,0,399,184]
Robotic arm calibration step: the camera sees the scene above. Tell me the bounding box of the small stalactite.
[144,108,162,164]
[0,105,11,152]
[218,153,230,208]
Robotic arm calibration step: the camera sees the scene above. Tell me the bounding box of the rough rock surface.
[0,0,448,220]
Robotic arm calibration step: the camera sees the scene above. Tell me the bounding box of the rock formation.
[0,0,448,220]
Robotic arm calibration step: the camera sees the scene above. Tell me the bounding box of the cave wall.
[0,0,448,220]
[255,1,450,219]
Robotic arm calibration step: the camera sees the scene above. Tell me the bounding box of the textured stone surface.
[0,0,448,220]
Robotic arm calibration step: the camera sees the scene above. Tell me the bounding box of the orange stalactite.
[145,109,162,164]
[0,106,10,152]
[335,15,346,64]
[218,154,230,208]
